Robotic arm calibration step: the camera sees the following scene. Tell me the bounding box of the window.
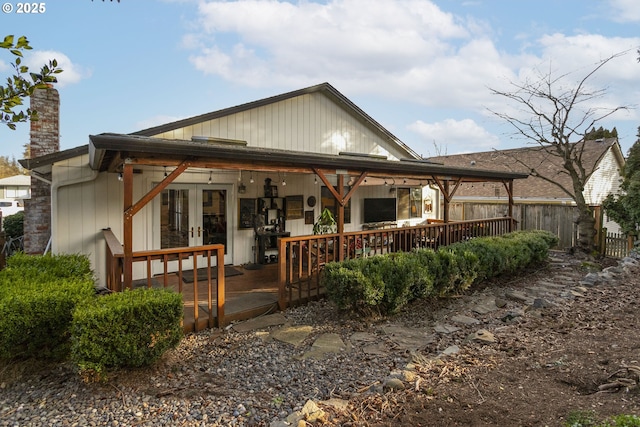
[321,186,351,223]
[397,187,422,220]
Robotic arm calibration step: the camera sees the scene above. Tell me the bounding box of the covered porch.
[92,133,527,332]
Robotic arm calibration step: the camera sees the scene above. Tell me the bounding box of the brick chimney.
[23,86,59,254]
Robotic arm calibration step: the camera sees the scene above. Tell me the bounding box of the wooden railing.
[277,217,514,310]
[102,229,226,331]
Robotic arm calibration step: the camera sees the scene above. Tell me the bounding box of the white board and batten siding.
[583,147,624,234]
[151,92,407,160]
[49,91,432,286]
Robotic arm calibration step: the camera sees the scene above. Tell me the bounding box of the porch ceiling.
[89,133,528,184]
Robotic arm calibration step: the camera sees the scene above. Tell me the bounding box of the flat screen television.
[363,198,397,223]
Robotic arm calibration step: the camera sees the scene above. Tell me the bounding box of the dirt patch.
[325,253,640,426]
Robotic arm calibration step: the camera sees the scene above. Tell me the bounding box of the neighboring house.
[430,138,626,247]
[20,83,527,288]
[0,175,30,200]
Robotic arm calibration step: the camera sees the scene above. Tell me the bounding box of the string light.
[164,167,168,178]
[208,171,212,185]
[249,172,254,184]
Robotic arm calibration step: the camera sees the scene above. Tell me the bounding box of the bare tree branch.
[487,51,633,251]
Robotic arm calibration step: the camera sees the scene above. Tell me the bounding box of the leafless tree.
[488,53,629,252]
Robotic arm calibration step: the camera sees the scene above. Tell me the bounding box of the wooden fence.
[451,202,578,249]
[603,231,633,259]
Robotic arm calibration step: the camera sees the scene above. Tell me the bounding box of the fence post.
[600,227,607,256]
[628,234,634,255]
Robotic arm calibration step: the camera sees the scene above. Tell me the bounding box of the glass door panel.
[201,189,227,251]
[156,185,232,275]
[161,189,190,249]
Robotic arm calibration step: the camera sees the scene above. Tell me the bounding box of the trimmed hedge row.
[0,253,95,360]
[72,288,183,378]
[0,253,183,377]
[322,230,558,316]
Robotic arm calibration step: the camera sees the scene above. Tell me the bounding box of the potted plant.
[313,208,337,235]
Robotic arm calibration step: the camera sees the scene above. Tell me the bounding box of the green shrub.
[71,288,183,376]
[322,230,558,316]
[3,252,93,282]
[565,411,640,427]
[0,254,95,360]
[378,252,415,314]
[324,259,384,313]
[3,211,23,239]
[410,249,439,299]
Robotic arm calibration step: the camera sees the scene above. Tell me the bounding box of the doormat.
[181,266,244,283]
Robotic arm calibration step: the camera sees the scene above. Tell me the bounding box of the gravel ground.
[2,250,628,427]
[0,300,404,427]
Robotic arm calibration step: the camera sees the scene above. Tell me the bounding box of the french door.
[156,184,232,272]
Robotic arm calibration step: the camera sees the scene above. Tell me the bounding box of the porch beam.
[342,171,367,205]
[125,160,191,219]
[432,176,462,223]
[313,168,342,201]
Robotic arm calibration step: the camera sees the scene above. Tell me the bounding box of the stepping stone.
[531,298,553,309]
[537,281,567,290]
[381,324,434,351]
[580,273,601,287]
[440,345,460,356]
[302,333,347,359]
[350,332,378,343]
[232,313,287,332]
[271,325,313,347]
[362,343,389,356]
[434,323,461,334]
[450,314,481,325]
[471,298,499,315]
[501,309,524,322]
[466,329,496,343]
[505,290,533,304]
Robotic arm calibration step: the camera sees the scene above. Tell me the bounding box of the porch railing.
[277,217,514,310]
[102,228,226,331]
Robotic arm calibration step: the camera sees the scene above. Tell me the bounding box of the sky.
[0,0,639,162]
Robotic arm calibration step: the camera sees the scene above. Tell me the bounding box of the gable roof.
[429,138,623,200]
[131,82,421,160]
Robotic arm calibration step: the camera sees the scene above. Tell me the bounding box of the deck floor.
[134,263,279,332]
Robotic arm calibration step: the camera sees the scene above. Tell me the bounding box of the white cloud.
[608,0,640,22]
[25,50,90,87]
[183,0,640,151]
[188,0,475,93]
[408,118,500,156]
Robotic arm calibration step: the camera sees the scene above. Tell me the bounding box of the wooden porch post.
[123,162,134,290]
[337,174,345,262]
[507,180,514,232]
[443,180,450,223]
